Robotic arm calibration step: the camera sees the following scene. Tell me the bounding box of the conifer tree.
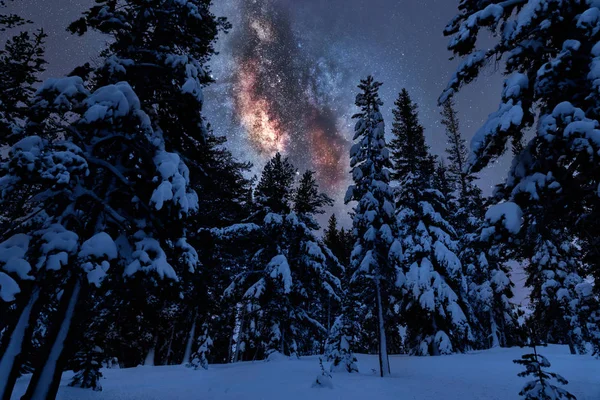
[345,76,402,376]
[0,0,232,396]
[227,154,341,360]
[514,342,576,400]
[439,98,484,235]
[390,88,473,356]
[443,0,600,352]
[66,0,254,371]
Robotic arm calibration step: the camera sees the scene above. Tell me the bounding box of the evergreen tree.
[514,343,576,400]
[0,0,232,396]
[66,0,254,372]
[439,98,484,235]
[324,298,359,373]
[437,99,518,349]
[390,88,473,356]
[443,0,600,352]
[345,76,402,376]
[467,201,523,349]
[389,89,430,183]
[227,155,341,360]
[0,28,46,147]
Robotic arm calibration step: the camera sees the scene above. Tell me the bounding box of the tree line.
[0,1,599,399]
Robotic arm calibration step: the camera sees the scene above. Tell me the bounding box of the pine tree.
[0,0,232,396]
[442,0,600,352]
[345,76,402,376]
[514,342,576,400]
[227,155,342,360]
[439,98,484,235]
[324,299,359,373]
[0,28,46,147]
[390,88,473,356]
[65,0,252,372]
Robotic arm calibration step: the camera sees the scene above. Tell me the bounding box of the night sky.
[5,0,527,302]
[6,0,512,220]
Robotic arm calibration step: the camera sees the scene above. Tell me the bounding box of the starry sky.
[5,0,527,303]
[6,0,512,219]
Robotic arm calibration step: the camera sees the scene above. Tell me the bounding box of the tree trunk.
[490,310,500,348]
[165,325,175,365]
[375,277,390,377]
[0,288,41,400]
[22,278,82,400]
[144,334,159,366]
[181,311,197,365]
[234,308,246,363]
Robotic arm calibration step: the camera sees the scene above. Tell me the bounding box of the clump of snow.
[124,233,178,281]
[151,151,198,214]
[78,232,118,287]
[0,272,21,301]
[267,255,292,294]
[0,234,33,280]
[485,202,523,234]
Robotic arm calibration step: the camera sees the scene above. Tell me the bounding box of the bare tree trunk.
[22,279,82,400]
[234,308,246,363]
[375,277,390,377]
[0,288,40,400]
[181,310,198,365]
[144,334,159,366]
[165,325,175,365]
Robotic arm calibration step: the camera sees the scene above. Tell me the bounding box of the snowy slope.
[12,345,600,400]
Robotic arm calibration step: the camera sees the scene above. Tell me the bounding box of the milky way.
[229,0,349,189]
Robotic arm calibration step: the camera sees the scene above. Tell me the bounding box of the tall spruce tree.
[443,0,600,353]
[439,99,518,348]
[390,88,473,355]
[66,0,256,371]
[0,0,233,397]
[439,98,484,235]
[345,76,402,376]
[226,154,342,360]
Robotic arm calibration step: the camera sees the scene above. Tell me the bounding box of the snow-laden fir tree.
[466,201,525,349]
[189,323,212,370]
[514,342,576,400]
[390,88,473,356]
[439,98,519,349]
[345,76,402,376]
[0,0,232,396]
[226,154,342,361]
[439,98,484,236]
[67,0,253,369]
[442,0,600,352]
[324,296,360,373]
[0,75,197,400]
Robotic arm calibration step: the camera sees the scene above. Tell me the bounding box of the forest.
[0,1,600,399]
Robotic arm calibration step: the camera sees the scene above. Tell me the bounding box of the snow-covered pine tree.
[0,70,197,400]
[514,343,576,400]
[390,88,473,356]
[0,25,46,148]
[67,0,245,369]
[442,0,600,352]
[438,99,518,349]
[324,297,360,373]
[189,323,212,370]
[466,201,524,349]
[439,98,484,236]
[345,76,402,376]
[227,154,342,361]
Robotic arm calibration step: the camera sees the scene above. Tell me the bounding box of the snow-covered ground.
[12,345,600,400]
